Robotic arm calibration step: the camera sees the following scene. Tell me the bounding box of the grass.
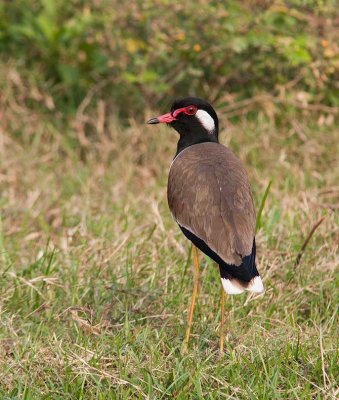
[0,78,338,398]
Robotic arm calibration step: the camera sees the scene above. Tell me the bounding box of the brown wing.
[167,142,255,266]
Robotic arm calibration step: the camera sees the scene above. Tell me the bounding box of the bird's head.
[147,97,219,140]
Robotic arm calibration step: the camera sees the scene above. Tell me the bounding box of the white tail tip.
[246,276,264,293]
[221,278,245,295]
[221,276,264,295]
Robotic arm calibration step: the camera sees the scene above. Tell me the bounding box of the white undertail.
[221,276,264,295]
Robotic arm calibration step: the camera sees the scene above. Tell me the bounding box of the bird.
[147,97,264,354]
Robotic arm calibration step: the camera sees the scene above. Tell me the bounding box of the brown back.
[167,142,255,266]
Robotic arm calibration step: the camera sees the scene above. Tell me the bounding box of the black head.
[147,97,219,154]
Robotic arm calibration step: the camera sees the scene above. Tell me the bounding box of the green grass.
[0,100,338,399]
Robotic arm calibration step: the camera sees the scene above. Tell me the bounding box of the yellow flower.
[193,44,201,53]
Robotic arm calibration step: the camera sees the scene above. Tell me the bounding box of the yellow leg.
[219,287,225,355]
[182,245,200,354]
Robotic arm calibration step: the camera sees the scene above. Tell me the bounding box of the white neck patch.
[196,109,215,133]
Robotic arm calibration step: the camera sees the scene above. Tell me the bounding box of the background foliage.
[0,0,338,119]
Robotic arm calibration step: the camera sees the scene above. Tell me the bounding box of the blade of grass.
[0,213,11,266]
[256,180,273,232]
[294,216,326,267]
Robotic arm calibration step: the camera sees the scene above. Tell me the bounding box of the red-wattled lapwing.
[147,97,264,354]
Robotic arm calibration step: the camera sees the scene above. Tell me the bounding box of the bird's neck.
[176,134,219,156]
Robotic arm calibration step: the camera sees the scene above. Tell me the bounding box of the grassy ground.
[0,86,338,398]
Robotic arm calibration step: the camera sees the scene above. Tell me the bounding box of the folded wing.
[168,142,256,267]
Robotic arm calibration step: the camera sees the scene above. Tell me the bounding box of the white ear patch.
[196,109,215,133]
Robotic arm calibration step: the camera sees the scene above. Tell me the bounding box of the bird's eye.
[185,105,198,115]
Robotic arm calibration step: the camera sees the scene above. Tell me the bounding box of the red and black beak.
[147,112,176,125]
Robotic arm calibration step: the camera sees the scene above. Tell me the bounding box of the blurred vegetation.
[0,0,338,120]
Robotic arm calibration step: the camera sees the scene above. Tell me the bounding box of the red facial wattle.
[173,105,198,117]
[147,105,198,125]
[158,113,177,123]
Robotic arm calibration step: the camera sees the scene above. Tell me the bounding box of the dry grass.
[0,67,338,399]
